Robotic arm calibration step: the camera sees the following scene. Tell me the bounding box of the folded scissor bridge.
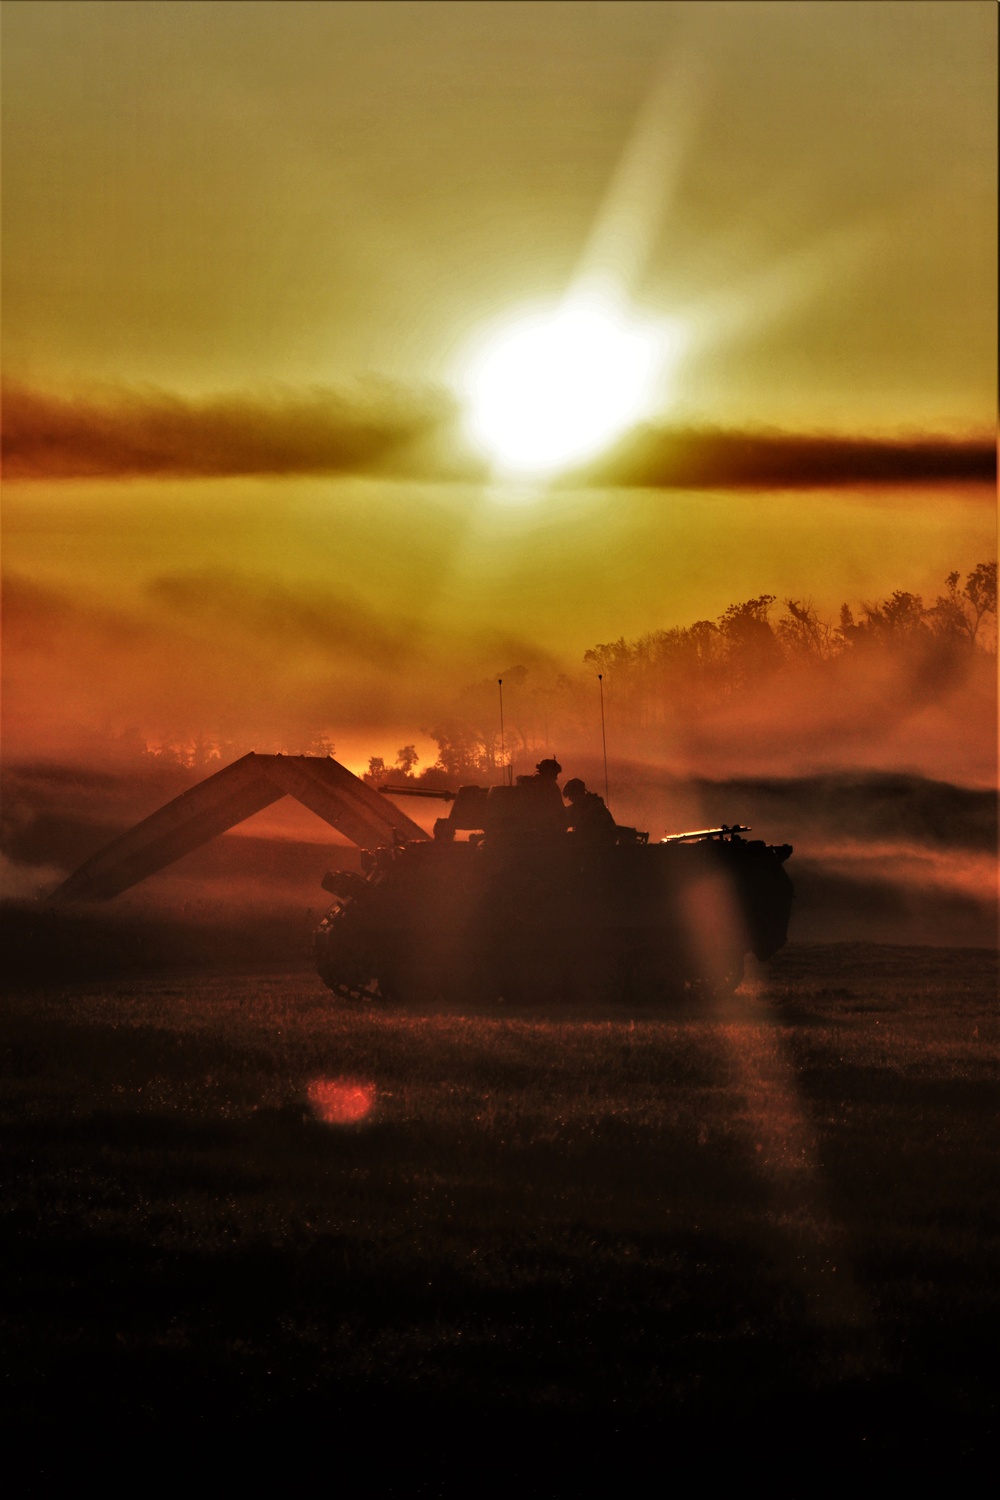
[51,753,428,903]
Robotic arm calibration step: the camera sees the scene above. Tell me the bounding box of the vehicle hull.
[315,835,793,1005]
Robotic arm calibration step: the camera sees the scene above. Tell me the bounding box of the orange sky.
[3,1,995,425]
[1,1,997,776]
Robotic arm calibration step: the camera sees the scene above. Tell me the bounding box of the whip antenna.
[498,678,510,785]
[598,673,610,808]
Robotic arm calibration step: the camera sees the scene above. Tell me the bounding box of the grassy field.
[2,943,997,1483]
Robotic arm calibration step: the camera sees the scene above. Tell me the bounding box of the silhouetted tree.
[365,755,386,785]
[930,561,997,646]
[777,599,836,660]
[966,560,998,641]
[717,595,781,687]
[395,745,419,775]
[303,733,337,758]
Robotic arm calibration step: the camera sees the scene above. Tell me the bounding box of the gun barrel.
[660,824,750,844]
[379,784,457,801]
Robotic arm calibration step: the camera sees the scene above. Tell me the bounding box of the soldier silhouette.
[534,757,562,782]
[523,756,567,832]
[562,777,617,847]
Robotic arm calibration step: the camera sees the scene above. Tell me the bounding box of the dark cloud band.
[572,425,997,489]
[1,382,454,481]
[2,381,994,487]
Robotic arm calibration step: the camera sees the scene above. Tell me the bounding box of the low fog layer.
[3,757,996,951]
[3,561,994,949]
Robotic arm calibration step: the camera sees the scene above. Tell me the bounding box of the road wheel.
[315,903,380,1001]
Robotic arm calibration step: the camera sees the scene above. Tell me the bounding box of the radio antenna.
[498,678,510,785]
[598,672,610,807]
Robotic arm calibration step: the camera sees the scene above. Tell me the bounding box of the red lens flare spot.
[307,1077,376,1125]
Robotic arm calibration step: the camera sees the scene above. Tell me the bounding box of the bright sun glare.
[460,296,666,477]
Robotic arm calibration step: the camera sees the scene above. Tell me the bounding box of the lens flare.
[307,1076,376,1125]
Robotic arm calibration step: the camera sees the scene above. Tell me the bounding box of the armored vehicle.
[315,778,793,1005]
[51,753,793,1006]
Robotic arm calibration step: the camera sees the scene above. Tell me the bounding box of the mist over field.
[4,553,996,957]
[3,558,995,956]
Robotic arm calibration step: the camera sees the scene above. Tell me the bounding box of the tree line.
[415,562,996,781]
[94,563,995,783]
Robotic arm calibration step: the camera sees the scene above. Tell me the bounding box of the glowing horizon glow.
[458,295,672,477]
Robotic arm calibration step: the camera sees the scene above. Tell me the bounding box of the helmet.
[535,757,562,778]
[563,777,586,800]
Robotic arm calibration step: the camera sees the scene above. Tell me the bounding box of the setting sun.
[459,297,667,476]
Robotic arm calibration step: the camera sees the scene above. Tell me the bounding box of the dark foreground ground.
[2,943,998,1486]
